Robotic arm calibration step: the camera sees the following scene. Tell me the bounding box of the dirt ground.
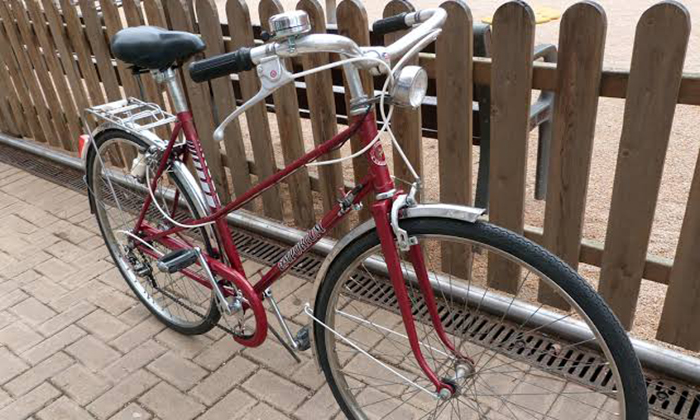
[212,1,700,355]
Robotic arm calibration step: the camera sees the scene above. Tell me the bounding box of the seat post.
[154,68,188,114]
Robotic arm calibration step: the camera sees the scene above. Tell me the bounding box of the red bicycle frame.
[133,107,458,395]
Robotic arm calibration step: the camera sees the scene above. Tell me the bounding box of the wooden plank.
[59,0,106,107]
[383,0,423,194]
[0,37,26,137]
[42,0,90,120]
[122,0,171,140]
[226,0,282,217]
[336,0,373,221]
[166,0,231,203]
[486,1,535,293]
[435,0,473,279]
[657,151,700,350]
[10,0,71,150]
[99,0,141,99]
[259,0,315,229]
[296,0,350,237]
[598,2,690,329]
[196,0,253,206]
[143,0,169,28]
[0,1,55,145]
[25,0,81,148]
[82,0,122,101]
[539,2,606,309]
[0,2,52,143]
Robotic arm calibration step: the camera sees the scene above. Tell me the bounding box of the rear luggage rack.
[84,97,177,134]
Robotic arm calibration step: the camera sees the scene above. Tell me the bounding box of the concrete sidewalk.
[0,162,336,420]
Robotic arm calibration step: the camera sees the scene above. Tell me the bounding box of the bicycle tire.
[86,129,220,335]
[313,217,648,419]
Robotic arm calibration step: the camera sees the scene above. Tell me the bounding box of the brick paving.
[0,163,669,420]
[0,163,336,420]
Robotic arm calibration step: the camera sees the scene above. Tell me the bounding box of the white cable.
[145,167,218,229]
[116,229,164,256]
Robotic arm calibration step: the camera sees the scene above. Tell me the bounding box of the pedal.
[157,249,198,273]
[295,325,311,351]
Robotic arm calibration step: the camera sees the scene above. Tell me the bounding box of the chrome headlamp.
[390,66,428,109]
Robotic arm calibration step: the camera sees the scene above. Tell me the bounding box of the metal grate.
[1,142,698,419]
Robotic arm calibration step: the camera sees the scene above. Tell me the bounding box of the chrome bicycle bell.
[268,11,312,40]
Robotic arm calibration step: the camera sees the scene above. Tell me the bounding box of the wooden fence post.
[165,0,231,203]
[0,13,27,137]
[436,0,473,279]
[227,0,283,218]
[297,0,350,237]
[657,151,700,350]
[196,0,253,204]
[539,1,607,309]
[259,0,316,229]
[336,0,374,222]
[598,2,690,329]
[486,1,535,293]
[383,0,423,193]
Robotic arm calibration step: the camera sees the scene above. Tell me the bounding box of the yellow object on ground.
[482,5,561,24]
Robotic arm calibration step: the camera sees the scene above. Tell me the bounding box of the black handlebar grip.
[189,48,254,83]
[372,13,410,36]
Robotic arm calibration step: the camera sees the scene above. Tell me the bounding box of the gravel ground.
[213,1,700,355]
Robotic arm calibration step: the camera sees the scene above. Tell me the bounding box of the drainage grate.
[1,142,698,419]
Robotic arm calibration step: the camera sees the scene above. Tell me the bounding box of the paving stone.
[118,303,151,327]
[48,282,108,313]
[0,321,44,353]
[21,325,86,365]
[294,384,339,420]
[0,382,61,420]
[9,297,57,326]
[190,356,256,406]
[242,339,301,378]
[291,358,326,391]
[20,276,69,304]
[108,403,152,420]
[147,351,207,392]
[52,363,111,406]
[0,388,10,409]
[91,289,137,317]
[0,289,29,311]
[105,339,167,383]
[154,328,213,359]
[36,395,94,420]
[111,316,166,353]
[61,260,113,290]
[88,370,160,420]
[38,301,95,336]
[34,257,77,282]
[77,309,129,342]
[197,389,256,420]
[139,382,205,420]
[66,335,121,371]
[0,346,30,385]
[243,369,308,412]
[45,240,86,263]
[5,352,74,397]
[193,335,242,371]
[241,403,288,420]
[2,251,52,279]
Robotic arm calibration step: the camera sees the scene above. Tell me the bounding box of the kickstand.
[268,324,302,363]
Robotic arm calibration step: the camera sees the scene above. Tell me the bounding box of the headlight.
[390,66,428,109]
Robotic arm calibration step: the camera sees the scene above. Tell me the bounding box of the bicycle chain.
[152,279,243,337]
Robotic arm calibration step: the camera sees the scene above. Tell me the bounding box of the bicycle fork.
[372,199,471,399]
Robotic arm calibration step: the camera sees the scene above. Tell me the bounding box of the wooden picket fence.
[0,0,699,352]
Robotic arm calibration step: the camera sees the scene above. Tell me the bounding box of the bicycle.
[82,8,647,419]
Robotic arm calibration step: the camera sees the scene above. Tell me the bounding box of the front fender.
[307,203,485,369]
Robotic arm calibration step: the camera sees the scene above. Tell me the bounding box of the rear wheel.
[313,218,647,419]
[86,129,220,335]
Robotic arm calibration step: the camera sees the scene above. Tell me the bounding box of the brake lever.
[214,56,293,142]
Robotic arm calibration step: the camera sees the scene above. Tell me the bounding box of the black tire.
[313,218,648,419]
[86,129,220,335]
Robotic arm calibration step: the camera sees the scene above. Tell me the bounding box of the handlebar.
[188,8,446,83]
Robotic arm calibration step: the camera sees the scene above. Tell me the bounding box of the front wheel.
[313,218,647,419]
